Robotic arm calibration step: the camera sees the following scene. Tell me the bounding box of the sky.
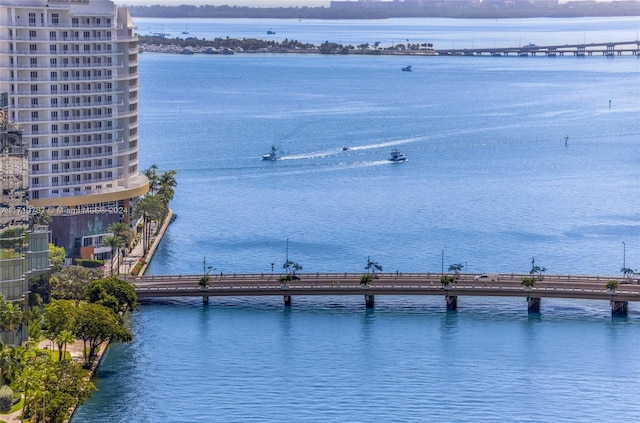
[117,0,332,6]
[116,0,612,6]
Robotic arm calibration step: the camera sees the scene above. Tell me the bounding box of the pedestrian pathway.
[118,210,172,276]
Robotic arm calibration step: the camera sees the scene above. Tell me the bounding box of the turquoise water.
[71,18,640,422]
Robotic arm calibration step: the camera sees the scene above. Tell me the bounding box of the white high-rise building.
[0,0,148,256]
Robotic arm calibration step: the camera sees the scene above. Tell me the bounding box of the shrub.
[440,275,456,287]
[0,385,13,413]
[521,277,537,288]
[360,274,373,285]
[131,262,143,276]
[606,279,619,292]
[279,274,292,283]
[73,258,105,268]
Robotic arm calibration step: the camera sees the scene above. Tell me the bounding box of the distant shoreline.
[138,36,640,58]
[127,3,640,20]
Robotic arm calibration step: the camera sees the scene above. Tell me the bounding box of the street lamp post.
[441,247,446,277]
[623,241,626,276]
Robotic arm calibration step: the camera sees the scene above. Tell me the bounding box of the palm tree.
[55,330,75,362]
[157,170,177,220]
[102,235,123,276]
[365,256,382,275]
[108,222,132,249]
[132,195,164,254]
[530,257,547,279]
[144,164,160,194]
[1,301,23,333]
[0,342,13,384]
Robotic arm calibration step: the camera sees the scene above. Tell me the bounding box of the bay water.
[71,18,640,422]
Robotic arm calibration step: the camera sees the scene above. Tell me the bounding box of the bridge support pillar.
[365,294,375,309]
[283,295,292,307]
[446,295,457,311]
[202,294,209,305]
[527,297,541,313]
[611,300,628,317]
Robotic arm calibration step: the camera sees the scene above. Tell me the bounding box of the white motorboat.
[388,149,407,163]
[262,145,279,161]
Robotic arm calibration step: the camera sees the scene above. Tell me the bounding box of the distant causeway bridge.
[436,40,640,57]
[127,272,639,317]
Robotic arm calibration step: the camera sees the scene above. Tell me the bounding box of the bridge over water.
[128,272,639,317]
[437,40,640,57]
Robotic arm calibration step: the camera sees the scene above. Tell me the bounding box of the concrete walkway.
[117,210,172,276]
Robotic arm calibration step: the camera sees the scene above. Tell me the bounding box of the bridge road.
[127,273,640,316]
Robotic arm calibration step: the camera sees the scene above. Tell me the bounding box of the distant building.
[0,0,149,257]
[1,92,50,346]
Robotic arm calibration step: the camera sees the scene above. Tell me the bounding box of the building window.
[52,14,59,25]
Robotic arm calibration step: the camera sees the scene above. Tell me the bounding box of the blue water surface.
[71,17,640,423]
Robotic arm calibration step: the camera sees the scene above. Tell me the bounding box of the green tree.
[75,302,132,362]
[48,244,66,271]
[606,279,619,292]
[44,360,95,423]
[50,266,103,303]
[84,277,138,315]
[44,300,78,362]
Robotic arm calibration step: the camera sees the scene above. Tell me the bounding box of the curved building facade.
[0,0,148,255]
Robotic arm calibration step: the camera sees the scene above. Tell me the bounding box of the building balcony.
[33,175,124,190]
[12,62,123,71]
[14,87,123,96]
[7,21,123,30]
[32,159,118,175]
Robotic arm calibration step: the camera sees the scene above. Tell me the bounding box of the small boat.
[267,29,276,35]
[402,65,412,72]
[262,145,279,161]
[388,149,407,163]
[342,146,350,151]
